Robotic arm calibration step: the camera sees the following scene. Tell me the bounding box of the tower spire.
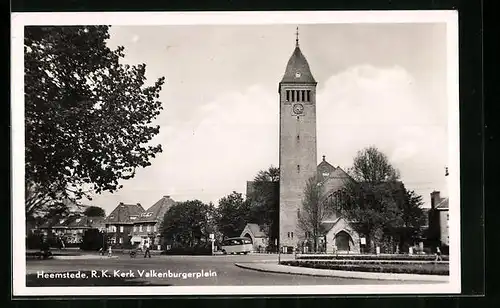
[295,26,299,47]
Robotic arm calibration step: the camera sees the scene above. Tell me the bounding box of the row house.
[130,195,176,250]
[103,202,144,247]
[38,215,105,244]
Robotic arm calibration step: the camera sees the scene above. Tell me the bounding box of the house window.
[153,225,157,232]
[291,232,294,239]
[133,226,137,232]
[119,226,124,233]
[139,225,143,232]
[146,225,151,232]
[447,214,449,221]
[287,232,290,238]
[119,237,123,244]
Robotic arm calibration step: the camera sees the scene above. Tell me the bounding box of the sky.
[86,23,450,215]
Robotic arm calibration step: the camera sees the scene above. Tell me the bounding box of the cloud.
[89,65,448,212]
[131,35,140,43]
[316,64,448,205]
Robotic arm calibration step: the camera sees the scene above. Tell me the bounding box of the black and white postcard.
[11,11,460,296]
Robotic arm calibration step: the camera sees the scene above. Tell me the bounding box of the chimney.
[322,155,326,162]
[164,195,170,199]
[119,202,124,205]
[430,191,441,209]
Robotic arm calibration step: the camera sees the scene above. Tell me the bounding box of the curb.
[53,255,119,260]
[234,262,449,282]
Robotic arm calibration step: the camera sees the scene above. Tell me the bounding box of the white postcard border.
[11,10,461,297]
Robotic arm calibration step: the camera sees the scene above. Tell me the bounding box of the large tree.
[160,200,214,248]
[335,146,402,253]
[216,191,249,238]
[83,206,106,217]
[24,26,165,219]
[246,166,279,247]
[298,176,334,252]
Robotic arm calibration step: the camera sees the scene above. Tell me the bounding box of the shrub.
[162,245,212,255]
[296,254,449,261]
[280,260,449,275]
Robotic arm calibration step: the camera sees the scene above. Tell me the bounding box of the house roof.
[435,198,449,210]
[67,216,105,229]
[242,223,267,238]
[104,202,145,225]
[135,196,176,223]
[280,45,316,84]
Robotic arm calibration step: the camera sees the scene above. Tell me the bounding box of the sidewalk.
[234,262,449,282]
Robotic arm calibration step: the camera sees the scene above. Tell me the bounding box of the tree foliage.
[246,166,279,244]
[24,26,165,218]
[298,176,334,252]
[160,200,214,248]
[349,146,400,183]
[215,191,249,238]
[335,146,403,252]
[83,206,106,217]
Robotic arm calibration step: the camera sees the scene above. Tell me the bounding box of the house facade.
[36,214,105,245]
[130,195,176,250]
[104,202,144,247]
[427,191,449,250]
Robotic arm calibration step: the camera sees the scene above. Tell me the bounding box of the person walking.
[435,246,443,262]
[144,241,151,258]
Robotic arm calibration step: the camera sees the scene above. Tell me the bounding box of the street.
[26,253,428,286]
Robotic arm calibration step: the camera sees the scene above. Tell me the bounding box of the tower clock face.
[293,103,304,115]
[295,72,301,78]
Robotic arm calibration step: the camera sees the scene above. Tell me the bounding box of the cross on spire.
[295,26,299,46]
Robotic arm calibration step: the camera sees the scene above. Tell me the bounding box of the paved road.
[26,254,428,286]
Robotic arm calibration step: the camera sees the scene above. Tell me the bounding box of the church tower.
[278,28,318,250]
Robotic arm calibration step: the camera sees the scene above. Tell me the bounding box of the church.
[278,29,361,254]
[242,29,362,254]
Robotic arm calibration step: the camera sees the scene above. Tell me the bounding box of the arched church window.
[306,90,311,102]
[291,90,295,102]
[301,90,305,102]
[297,165,300,173]
[296,134,300,142]
[286,90,290,102]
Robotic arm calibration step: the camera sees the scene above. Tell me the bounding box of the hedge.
[161,245,212,255]
[280,260,449,275]
[296,254,449,261]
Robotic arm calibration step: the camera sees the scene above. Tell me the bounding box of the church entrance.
[242,233,253,243]
[335,231,351,252]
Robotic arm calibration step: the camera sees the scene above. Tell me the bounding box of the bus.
[220,237,253,255]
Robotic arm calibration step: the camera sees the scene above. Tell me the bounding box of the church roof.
[280,45,316,84]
